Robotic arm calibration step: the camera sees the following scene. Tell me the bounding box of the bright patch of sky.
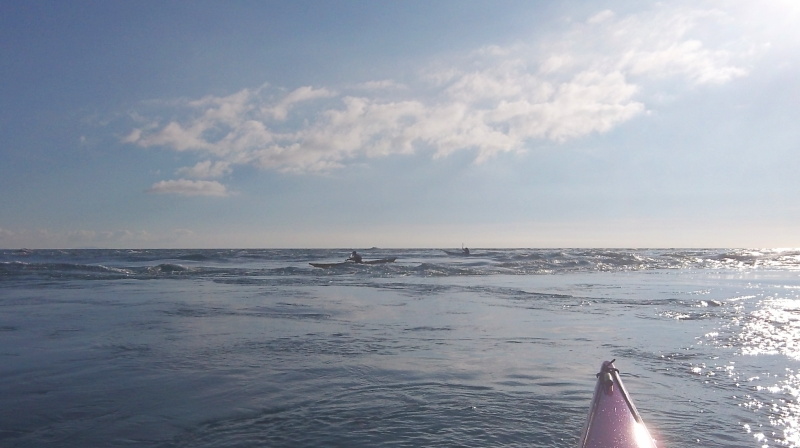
[2,0,799,248]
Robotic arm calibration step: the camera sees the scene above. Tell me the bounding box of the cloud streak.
[146,179,230,197]
[0,228,198,249]
[123,5,754,193]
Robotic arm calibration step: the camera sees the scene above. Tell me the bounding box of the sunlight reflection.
[633,422,655,447]
[737,294,800,447]
[741,298,800,359]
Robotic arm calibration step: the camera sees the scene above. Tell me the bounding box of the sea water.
[1,248,800,447]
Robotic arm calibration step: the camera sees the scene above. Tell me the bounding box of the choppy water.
[2,248,800,447]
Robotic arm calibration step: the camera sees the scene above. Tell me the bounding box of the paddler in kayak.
[347,251,363,263]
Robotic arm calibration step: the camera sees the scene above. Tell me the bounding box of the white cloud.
[136,121,215,152]
[265,86,336,121]
[146,179,229,197]
[587,9,615,24]
[623,39,748,84]
[123,3,755,182]
[121,128,142,144]
[583,7,751,84]
[355,80,408,91]
[176,160,232,179]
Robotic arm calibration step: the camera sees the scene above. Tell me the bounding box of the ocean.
[2,248,799,447]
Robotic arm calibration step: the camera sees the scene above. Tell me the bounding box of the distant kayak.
[309,257,397,268]
[579,360,658,448]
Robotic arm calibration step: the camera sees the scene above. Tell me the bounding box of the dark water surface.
[2,249,800,447]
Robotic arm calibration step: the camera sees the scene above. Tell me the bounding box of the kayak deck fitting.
[578,360,658,448]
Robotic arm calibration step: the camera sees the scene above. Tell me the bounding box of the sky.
[2,0,799,249]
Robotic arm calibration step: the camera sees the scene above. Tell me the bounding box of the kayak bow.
[579,360,658,448]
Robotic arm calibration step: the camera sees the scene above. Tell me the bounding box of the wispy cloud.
[176,161,232,179]
[0,227,199,249]
[146,179,230,197]
[123,5,754,192]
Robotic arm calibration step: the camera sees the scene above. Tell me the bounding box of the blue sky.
[2,0,799,249]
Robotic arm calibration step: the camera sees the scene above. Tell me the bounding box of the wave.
[2,248,799,283]
[0,261,133,275]
[148,263,190,273]
[0,260,191,280]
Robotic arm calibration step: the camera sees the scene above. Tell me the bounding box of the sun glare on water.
[737,295,800,447]
[741,298,800,359]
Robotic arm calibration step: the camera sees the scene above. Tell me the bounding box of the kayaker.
[347,251,363,263]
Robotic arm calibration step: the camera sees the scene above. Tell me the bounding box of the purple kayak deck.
[578,361,658,448]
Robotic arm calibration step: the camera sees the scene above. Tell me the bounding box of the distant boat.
[309,257,397,268]
[442,249,471,256]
